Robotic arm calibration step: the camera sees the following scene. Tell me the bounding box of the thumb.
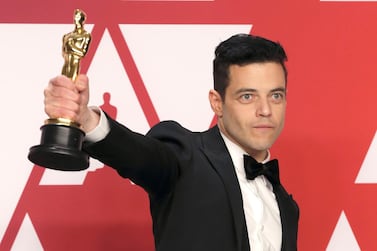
[75,74,90,111]
[74,74,94,128]
[75,74,89,93]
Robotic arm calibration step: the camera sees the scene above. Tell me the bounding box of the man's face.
[212,62,286,161]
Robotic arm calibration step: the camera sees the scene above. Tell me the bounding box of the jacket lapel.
[200,126,249,251]
[273,184,299,251]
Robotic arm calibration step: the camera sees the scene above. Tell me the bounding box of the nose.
[256,97,272,117]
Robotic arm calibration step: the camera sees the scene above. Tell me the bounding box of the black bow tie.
[243,155,280,185]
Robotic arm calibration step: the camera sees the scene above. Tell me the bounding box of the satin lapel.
[200,126,248,251]
[273,184,299,251]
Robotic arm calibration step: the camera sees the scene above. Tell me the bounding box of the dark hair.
[213,33,288,100]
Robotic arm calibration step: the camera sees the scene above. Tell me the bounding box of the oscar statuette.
[28,9,91,171]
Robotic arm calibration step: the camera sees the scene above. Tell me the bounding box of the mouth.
[253,124,274,129]
[252,124,275,134]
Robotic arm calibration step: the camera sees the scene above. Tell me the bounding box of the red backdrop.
[0,0,377,250]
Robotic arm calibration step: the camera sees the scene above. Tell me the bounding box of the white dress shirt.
[221,133,282,251]
[85,107,110,142]
[85,108,282,250]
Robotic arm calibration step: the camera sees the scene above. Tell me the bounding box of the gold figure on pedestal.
[61,9,91,81]
[46,9,91,128]
[28,9,92,171]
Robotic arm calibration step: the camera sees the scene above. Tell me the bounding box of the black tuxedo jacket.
[84,118,299,251]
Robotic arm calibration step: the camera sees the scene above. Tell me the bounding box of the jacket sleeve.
[83,117,191,197]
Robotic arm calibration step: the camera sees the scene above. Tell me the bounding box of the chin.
[251,143,272,152]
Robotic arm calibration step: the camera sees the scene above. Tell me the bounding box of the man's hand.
[44,74,99,133]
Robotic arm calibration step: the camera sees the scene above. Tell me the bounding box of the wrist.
[80,107,100,133]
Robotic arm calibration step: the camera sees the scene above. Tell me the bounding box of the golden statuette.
[45,9,91,129]
[28,9,92,171]
[61,9,91,81]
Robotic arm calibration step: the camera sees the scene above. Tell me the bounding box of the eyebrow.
[235,87,286,95]
[270,87,287,93]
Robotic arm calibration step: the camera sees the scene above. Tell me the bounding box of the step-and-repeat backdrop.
[1,0,376,250]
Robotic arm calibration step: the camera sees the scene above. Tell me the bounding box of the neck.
[246,150,269,163]
[218,127,269,163]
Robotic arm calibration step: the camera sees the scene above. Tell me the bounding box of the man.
[44,33,299,251]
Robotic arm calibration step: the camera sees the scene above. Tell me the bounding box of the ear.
[208,89,223,117]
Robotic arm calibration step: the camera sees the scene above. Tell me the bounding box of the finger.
[44,96,80,120]
[49,75,77,91]
[44,83,81,104]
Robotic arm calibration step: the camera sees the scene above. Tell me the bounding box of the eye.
[271,92,285,103]
[243,94,252,100]
[272,93,282,99]
[239,93,254,104]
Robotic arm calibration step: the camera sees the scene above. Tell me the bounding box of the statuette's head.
[74,9,86,27]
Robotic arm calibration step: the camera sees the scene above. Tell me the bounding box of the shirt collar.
[219,132,273,188]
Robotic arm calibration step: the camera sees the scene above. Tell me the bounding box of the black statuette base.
[28,124,89,171]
